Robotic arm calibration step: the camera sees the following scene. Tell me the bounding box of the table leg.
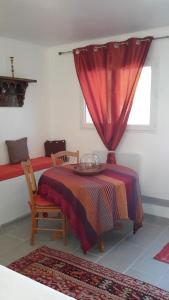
[98,238,104,252]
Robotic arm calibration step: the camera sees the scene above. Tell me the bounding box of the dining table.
[38,163,143,253]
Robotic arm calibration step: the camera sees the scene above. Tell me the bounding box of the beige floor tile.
[0,241,38,266]
[125,268,161,287]
[157,269,169,292]
[0,234,23,256]
[73,249,99,262]
[97,239,145,273]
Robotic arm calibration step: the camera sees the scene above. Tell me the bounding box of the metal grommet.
[114,43,119,48]
[136,40,141,45]
[93,48,98,52]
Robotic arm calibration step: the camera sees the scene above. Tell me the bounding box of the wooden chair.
[51,150,80,166]
[21,160,67,245]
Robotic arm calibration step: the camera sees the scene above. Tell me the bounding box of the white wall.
[0,169,46,226]
[0,37,51,164]
[48,26,169,208]
[1,27,169,221]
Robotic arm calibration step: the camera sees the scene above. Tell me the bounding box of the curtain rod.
[58,35,169,55]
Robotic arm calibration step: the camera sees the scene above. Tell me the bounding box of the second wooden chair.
[51,150,79,166]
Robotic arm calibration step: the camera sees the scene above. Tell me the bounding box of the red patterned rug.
[154,243,169,264]
[8,246,169,300]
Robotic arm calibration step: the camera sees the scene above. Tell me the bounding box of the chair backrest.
[51,150,80,166]
[21,160,37,204]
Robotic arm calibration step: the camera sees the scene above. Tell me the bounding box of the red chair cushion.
[35,195,55,207]
[0,157,53,181]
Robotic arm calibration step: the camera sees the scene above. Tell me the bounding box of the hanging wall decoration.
[0,57,37,107]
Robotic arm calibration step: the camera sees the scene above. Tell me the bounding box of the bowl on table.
[74,153,105,175]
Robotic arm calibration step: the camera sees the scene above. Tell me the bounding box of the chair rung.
[36,228,64,232]
[34,217,64,221]
[36,207,61,210]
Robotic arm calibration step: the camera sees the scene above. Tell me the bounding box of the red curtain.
[73,37,152,162]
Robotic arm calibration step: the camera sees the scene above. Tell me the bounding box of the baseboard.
[142,196,169,219]
[142,196,169,208]
[1,197,169,228]
[0,213,30,230]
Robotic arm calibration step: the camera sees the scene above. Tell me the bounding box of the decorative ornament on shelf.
[0,57,37,107]
[10,56,15,78]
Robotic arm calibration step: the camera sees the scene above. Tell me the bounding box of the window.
[82,62,158,131]
[127,66,151,126]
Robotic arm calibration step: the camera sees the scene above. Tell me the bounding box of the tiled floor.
[0,213,169,292]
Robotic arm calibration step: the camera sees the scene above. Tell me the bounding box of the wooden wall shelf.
[0,76,37,107]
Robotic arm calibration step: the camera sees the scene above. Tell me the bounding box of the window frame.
[81,56,159,133]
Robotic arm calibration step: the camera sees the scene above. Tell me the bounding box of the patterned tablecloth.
[38,164,143,252]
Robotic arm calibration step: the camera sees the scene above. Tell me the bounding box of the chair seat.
[35,194,56,207]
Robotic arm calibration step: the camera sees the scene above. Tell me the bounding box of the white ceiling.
[1,0,169,46]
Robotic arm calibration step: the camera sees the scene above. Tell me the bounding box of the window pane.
[85,105,93,123]
[84,66,152,127]
[128,66,151,125]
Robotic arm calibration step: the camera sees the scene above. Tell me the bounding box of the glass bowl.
[79,153,100,170]
[74,153,105,175]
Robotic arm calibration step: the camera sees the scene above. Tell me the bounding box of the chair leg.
[35,213,39,233]
[63,217,68,245]
[31,215,36,245]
